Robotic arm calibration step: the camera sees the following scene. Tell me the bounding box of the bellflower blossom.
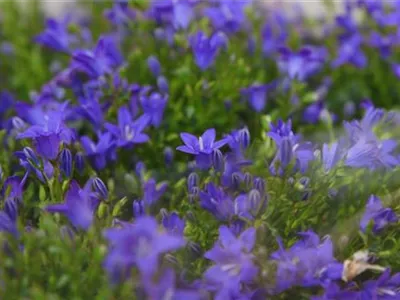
[268,120,314,174]
[332,34,367,69]
[360,195,398,233]
[104,0,136,26]
[369,32,397,59]
[204,1,251,34]
[17,111,74,160]
[103,216,185,282]
[277,46,328,81]
[241,82,276,112]
[141,178,168,207]
[146,0,197,30]
[46,180,99,231]
[271,231,343,293]
[261,14,288,56]
[204,226,258,299]
[0,198,19,238]
[142,269,202,300]
[177,128,227,169]
[189,31,228,71]
[140,92,168,128]
[105,106,150,149]
[81,132,116,171]
[34,18,76,53]
[72,35,124,79]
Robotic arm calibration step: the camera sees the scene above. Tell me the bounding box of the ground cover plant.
[1,0,400,299]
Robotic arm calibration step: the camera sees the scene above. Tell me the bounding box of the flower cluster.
[0,0,399,298]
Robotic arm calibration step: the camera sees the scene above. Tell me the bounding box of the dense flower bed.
[1,0,400,299]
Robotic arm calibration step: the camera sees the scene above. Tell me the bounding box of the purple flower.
[277,46,327,81]
[311,283,358,300]
[241,82,276,112]
[204,1,251,34]
[392,63,400,79]
[221,153,252,188]
[204,226,258,299]
[361,269,400,299]
[140,92,168,128]
[105,106,150,148]
[46,180,99,231]
[103,216,185,281]
[189,31,228,71]
[77,95,105,129]
[303,101,324,124]
[271,231,342,293]
[142,269,202,300]
[332,34,367,69]
[81,132,116,171]
[34,18,75,53]
[147,56,161,77]
[161,211,185,236]
[199,183,234,221]
[269,130,314,175]
[17,111,74,160]
[104,0,136,26]
[360,195,398,233]
[72,35,123,79]
[0,198,19,238]
[322,142,345,172]
[369,31,397,58]
[141,178,168,207]
[146,0,197,30]
[177,128,227,169]
[262,16,288,56]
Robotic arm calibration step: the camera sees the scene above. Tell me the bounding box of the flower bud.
[12,117,26,132]
[187,172,199,192]
[93,177,108,199]
[133,200,145,218]
[74,152,85,175]
[212,149,224,172]
[231,172,242,189]
[239,127,250,149]
[23,147,40,168]
[147,55,161,77]
[164,147,174,165]
[157,76,169,94]
[280,138,293,167]
[59,148,73,178]
[248,189,262,216]
[253,177,266,195]
[244,172,252,189]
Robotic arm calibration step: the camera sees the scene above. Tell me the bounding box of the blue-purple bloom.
[34,18,75,53]
[177,128,227,169]
[277,46,327,81]
[271,231,343,293]
[140,92,168,127]
[204,226,258,299]
[204,1,251,34]
[103,216,185,282]
[141,178,168,207]
[81,132,116,171]
[189,31,228,71]
[332,34,367,69]
[161,211,185,236]
[241,82,276,112]
[104,0,136,26]
[46,180,99,231]
[17,111,74,160]
[147,55,161,77]
[72,35,123,79]
[105,106,150,148]
[360,195,398,233]
[0,198,19,238]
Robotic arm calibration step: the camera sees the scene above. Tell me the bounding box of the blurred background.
[10,0,345,17]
